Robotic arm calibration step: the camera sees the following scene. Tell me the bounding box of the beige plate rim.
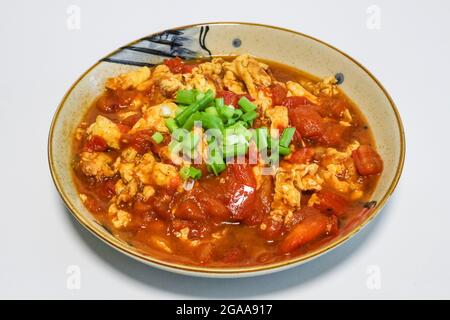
[48,21,406,277]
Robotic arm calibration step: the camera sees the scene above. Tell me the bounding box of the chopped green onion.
[196,92,205,101]
[218,105,235,120]
[253,127,269,151]
[208,161,226,176]
[232,109,243,120]
[215,98,224,109]
[165,118,179,133]
[279,145,292,156]
[225,118,236,126]
[176,90,196,105]
[151,132,164,144]
[183,112,224,132]
[280,127,296,148]
[175,89,214,126]
[179,166,191,180]
[241,111,258,122]
[224,143,248,158]
[179,166,202,180]
[238,96,257,113]
[205,106,219,116]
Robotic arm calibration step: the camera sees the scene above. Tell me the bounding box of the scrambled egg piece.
[152,163,179,187]
[270,163,324,222]
[108,203,131,229]
[79,152,117,179]
[130,102,178,133]
[223,70,246,94]
[286,81,319,105]
[86,115,121,149]
[106,67,151,91]
[266,106,289,132]
[134,153,156,185]
[223,55,271,98]
[292,163,324,191]
[115,178,138,203]
[255,89,272,115]
[185,73,217,94]
[300,76,339,97]
[319,141,364,198]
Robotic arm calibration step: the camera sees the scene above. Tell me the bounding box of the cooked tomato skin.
[164,57,196,74]
[281,96,310,108]
[288,148,315,164]
[314,190,348,217]
[288,106,324,139]
[320,123,347,147]
[270,83,288,105]
[352,145,383,176]
[216,90,253,107]
[120,113,141,127]
[83,135,108,152]
[279,208,337,253]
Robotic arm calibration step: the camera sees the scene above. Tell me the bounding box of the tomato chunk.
[282,96,310,108]
[288,148,315,164]
[216,91,253,107]
[288,107,324,139]
[270,83,288,106]
[83,135,108,152]
[279,210,337,253]
[320,123,346,147]
[314,190,348,217]
[352,145,383,176]
[164,57,196,74]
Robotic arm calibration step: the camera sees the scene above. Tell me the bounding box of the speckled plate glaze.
[48,22,405,278]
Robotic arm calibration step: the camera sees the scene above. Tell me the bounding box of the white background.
[1,0,449,299]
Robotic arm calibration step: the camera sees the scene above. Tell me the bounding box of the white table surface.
[1,0,449,299]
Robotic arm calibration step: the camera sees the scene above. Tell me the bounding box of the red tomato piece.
[282,96,311,108]
[83,135,108,152]
[123,130,153,154]
[270,83,288,106]
[320,123,346,147]
[288,106,324,139]
[227,164,257,221]
[288,148,315,164]
[279,211,336,253]
[120,113,141,127]
[164,57,184,73]
[173,199,207,221]
[216,90,239,106]
[259,216,283,240]
[352,145,383,176]
[314,190,348,217]
[99,178,117,199]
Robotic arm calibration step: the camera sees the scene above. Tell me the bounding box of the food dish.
[72,55,383,267]
[49,23,404,277]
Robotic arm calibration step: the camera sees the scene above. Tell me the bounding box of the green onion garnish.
[280,127,296,148]
[179,166,202,180]
[175,89,214,126]
[151,132,164,144]
[205,106,219,116]
[253,127,269,151]
[176,89,196,105]
[240,111,258,122]
[165,118,179,133]
[279,145,292,156]
[238,96,257,113]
